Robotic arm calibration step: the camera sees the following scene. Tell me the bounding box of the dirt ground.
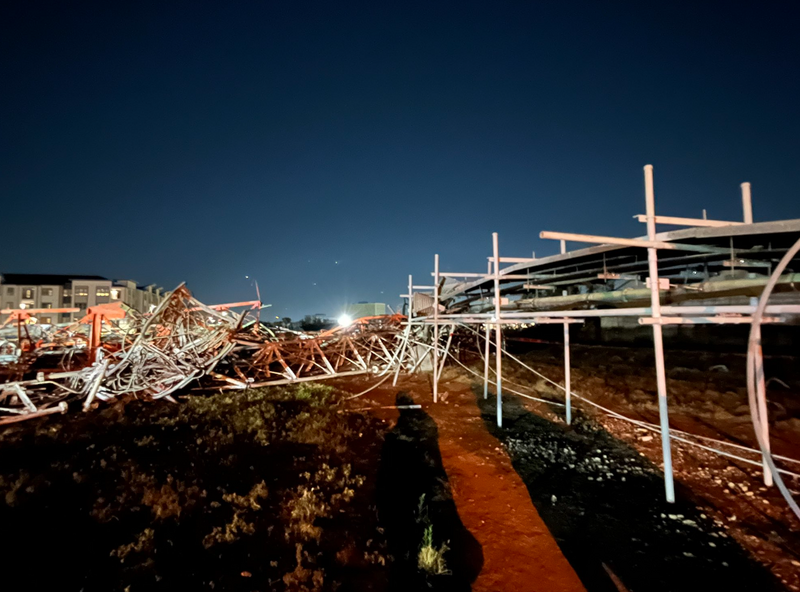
[338,365,798,592]
[502,342,800,589]
[0,383,394,591]
[1,343,799,591]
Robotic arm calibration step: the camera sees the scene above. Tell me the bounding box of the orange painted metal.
[78,302,126,358]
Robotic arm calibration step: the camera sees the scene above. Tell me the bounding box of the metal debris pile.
[0,285,412,425]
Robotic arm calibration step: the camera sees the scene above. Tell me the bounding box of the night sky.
[3,2,799,320]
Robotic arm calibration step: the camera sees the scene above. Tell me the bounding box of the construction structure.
[402,164,800,518]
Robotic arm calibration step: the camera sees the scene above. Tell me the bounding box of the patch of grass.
[202,480,268,548]
[415,494,451,577]
[1,470,29,507]
[111,528,155,563]
[282,543,325,592]
[417,524,450,576]
[285,464,365,542]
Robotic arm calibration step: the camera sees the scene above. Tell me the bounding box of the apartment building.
[0,274,168,324]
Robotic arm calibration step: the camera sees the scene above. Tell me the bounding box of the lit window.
[75,286,89,297]
[96,286,110,297]
[63,289,72,297]
[40,317,51,324]
[111,289,121,300]
[41,303,52,309]
[22,288,34,299]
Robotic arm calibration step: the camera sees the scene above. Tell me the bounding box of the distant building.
[345,302,387,319]
[0,274,168,324]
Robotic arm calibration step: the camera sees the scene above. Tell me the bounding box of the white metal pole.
[741,182,753,224]
[433,254,440,403]
[753,324,773,486]
[83,358,110,412]
[560,239,567,254]
[492,232,503,427]
[408,274,413,318]
[564,320,571,425]
[393,275,413,386]
[483,323,491,399]
[561,271,572,424]
[437,325,454,379]
[645,164,676,503]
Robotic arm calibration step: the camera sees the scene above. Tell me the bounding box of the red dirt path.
[336,373,586,592]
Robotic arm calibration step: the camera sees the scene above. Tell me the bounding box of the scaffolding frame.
[402,165,800,503]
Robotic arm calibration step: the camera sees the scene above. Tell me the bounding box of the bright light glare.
[337,314,353,327]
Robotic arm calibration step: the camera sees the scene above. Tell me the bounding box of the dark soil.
[477,392,786,592]
[0,385,386,590]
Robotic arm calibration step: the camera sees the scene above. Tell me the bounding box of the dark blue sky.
[2,2,799,319]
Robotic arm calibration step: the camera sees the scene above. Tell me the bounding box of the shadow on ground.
[377,392,483,591]
[475,388,785,592]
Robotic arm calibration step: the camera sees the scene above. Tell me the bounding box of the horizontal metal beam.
[634,214,744,228]
[432,304,800,319]
[640,316,784,325]
[722,259,772,268]
[539,230,730,255]
[432,272,554,288]
[432,272,545,281]
[419,317,584,325]
[485,257,538,263]
[225,369,370,389]
[434,272,488,278]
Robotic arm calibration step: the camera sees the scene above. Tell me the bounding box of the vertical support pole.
[560,239,567,254]
[483,323,491,399]
[433,254,440,403]
[644,164,676,503]
[492,232,503,427]
[562,259,571,424]
[407,274,413,319]
[393,275,413,386]
[753,324,773,486]
[741,182,753,224]
[89,313,102,361]
[563,320,571,425]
